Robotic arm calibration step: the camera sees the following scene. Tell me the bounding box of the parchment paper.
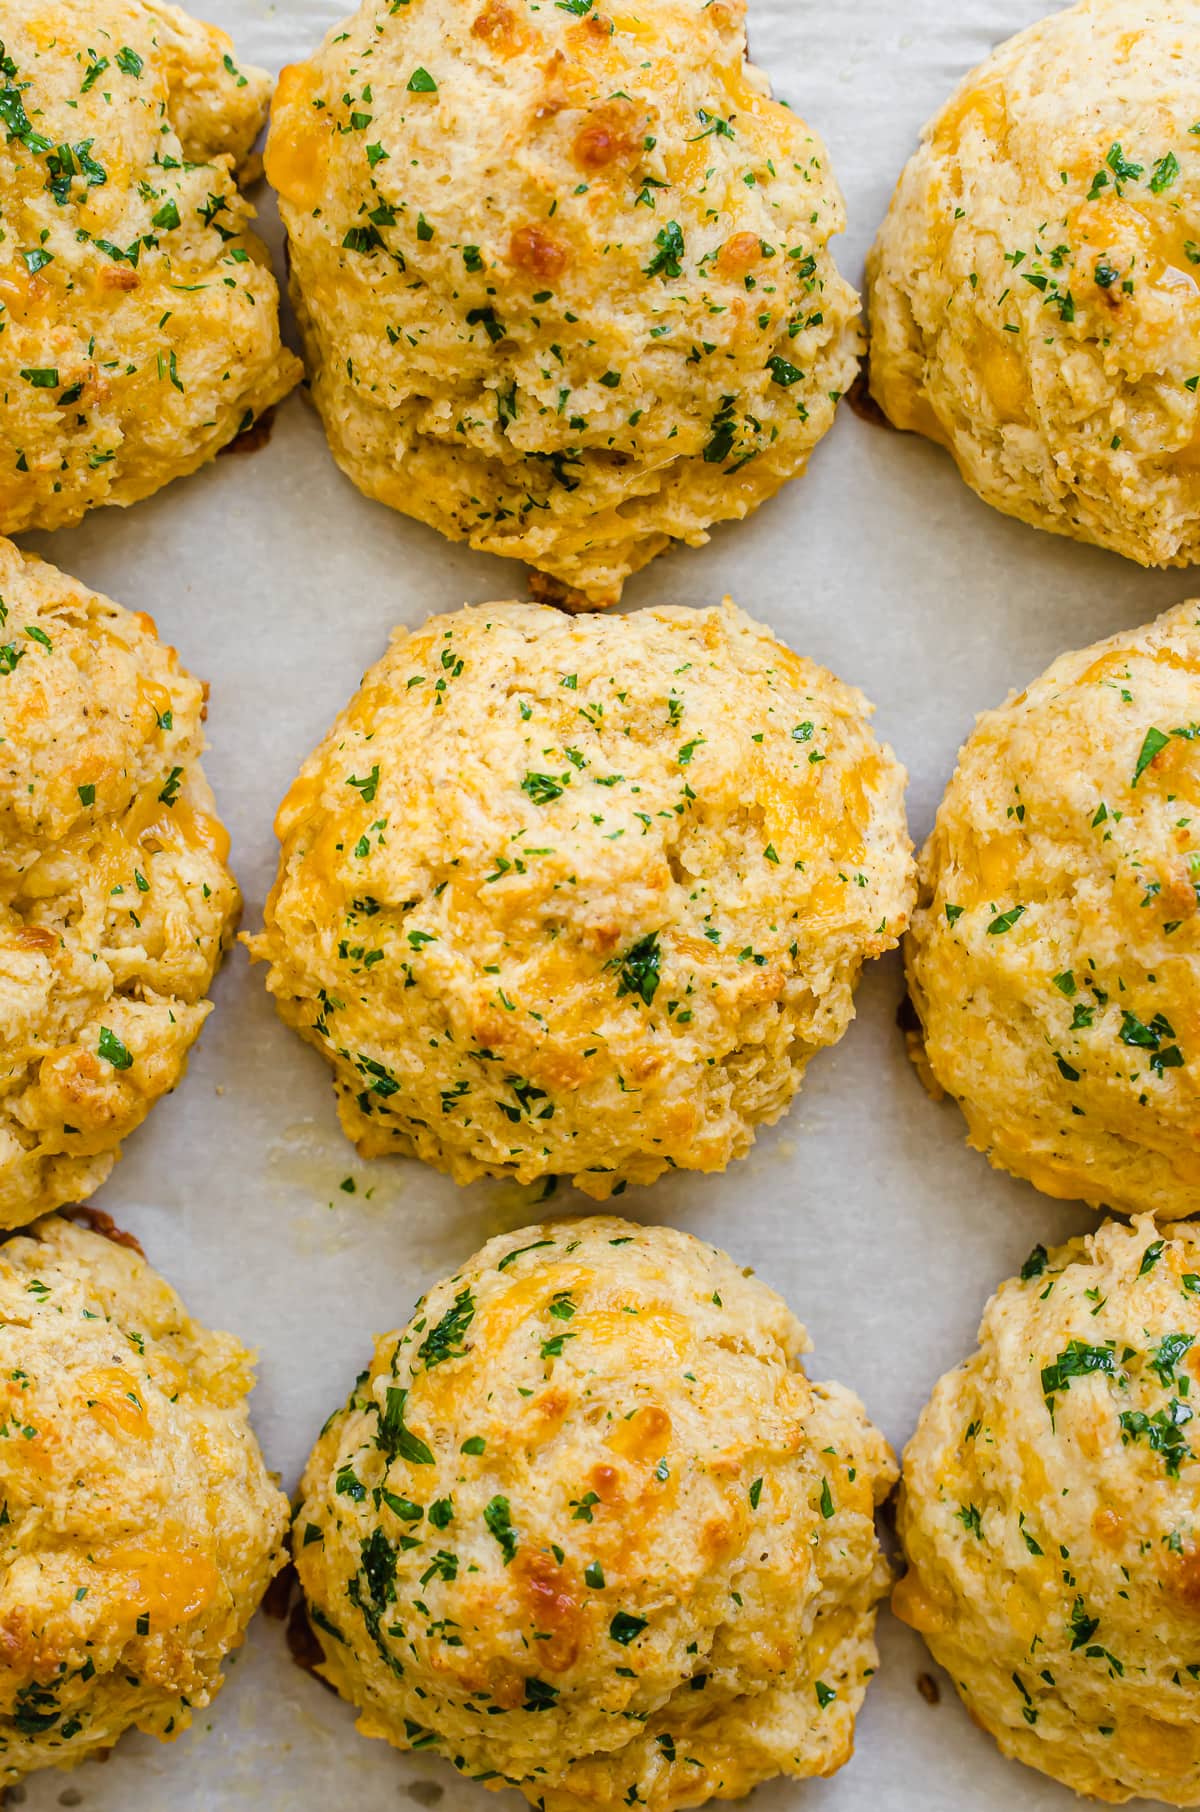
[16,1,1186,1807]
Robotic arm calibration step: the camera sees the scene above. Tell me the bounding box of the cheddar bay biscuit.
[0,538,240,1225]
[869,0,1200,568]
[250,599,914,1196]
[906,600,1200,1219]
[0,0,300,533]
[899,1216,1200,1802]
[0,1213,287,1780]
[267,0,861,605]
[297,1217,896,1807]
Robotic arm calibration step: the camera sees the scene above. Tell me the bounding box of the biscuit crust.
[905,600,1200,1219]
[0,0,300,534]
[0,538,240,1225]
[868,0,1200,568]
[297,1217,896,1808]
[266,0,861,604]
[249,599,914,1196]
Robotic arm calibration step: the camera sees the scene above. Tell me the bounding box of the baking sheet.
[14,0,1192,1806]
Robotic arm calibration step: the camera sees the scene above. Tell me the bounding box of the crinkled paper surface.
[18,1,1181,1807]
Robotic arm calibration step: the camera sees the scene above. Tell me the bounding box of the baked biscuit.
[906,600,1200,1219]
[868,0,1200,568]
[0,1213,287,1780]
[0,538,240,1225]
[898,1216,1200,1803]
[297,1217,896,1808]
[266,0,860,605]
[0,0,300,534]
[249,599,914,1197]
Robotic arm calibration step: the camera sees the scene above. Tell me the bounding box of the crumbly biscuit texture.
[0,0,300,533]
[250,599,913,1197]
[0,538,240,1225]
[868,0,1200,567]
[898,1216,1200,1804]
[906,599,1200,1219]
[0,1214,288,1779]
[297,1217,896,1808]
[266,0,860,604]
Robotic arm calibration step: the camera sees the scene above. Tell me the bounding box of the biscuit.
[0,1213,287,1779]
[0,538,240,1224]
[0,0,300,533]
[267,0,860,605]
[297,1217,896,1807]
[868,0,1200,568]
[906,600,1200,1219]
[898,1216,1200,1803]
[249,599,914,1196]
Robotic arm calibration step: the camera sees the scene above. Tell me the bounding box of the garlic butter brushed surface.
[267,0,861,604]
[0,1215,287,1780]
[297,1218,895,1809]
[249,600,914,1196]
[0,0,300,534]
[0,538,240,1226]
[869,0,1200,569]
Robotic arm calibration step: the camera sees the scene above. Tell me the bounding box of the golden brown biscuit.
[248,599,914,1197]
[0,538,240,1225]
[0,1213,288,1780]
[0,0,300,534]
[905,600,1200,1219]
[898,1216,1200,1803]
[297,1217,896,1808]
[868,0,1200,568]
[266,0,861,605]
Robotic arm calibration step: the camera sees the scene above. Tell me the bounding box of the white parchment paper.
[15,1,1187,1807]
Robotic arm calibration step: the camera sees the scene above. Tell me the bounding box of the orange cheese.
[78,1367,152,1442]
[266,65,332,212]
[101,1548,221,1629]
